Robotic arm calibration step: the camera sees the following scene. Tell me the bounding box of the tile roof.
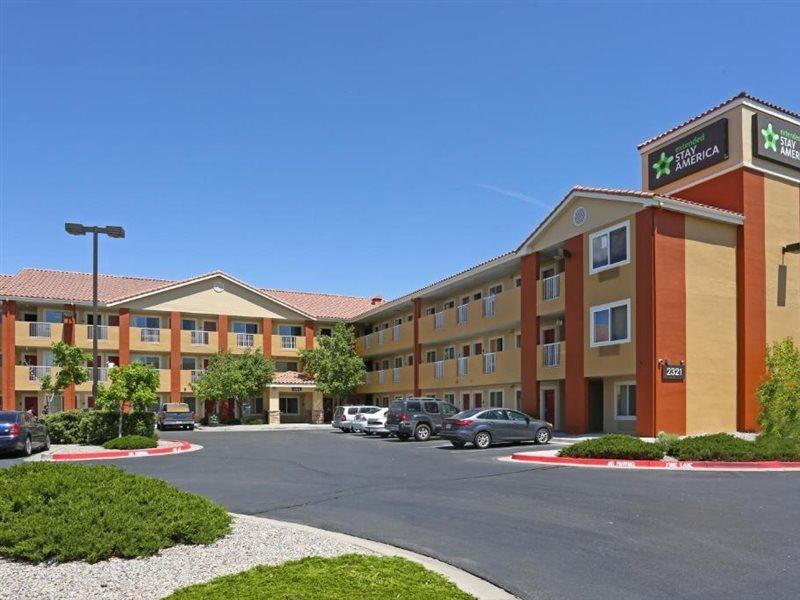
[262,288,381,319]
[637,92,800,150]
[273,371,315,385]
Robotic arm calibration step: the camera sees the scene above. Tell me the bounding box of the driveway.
[6,429,800,599]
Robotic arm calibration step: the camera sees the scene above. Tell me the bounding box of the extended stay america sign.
[752,113,800,172]
[647,118,729,189]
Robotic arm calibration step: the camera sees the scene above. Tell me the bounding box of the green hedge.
[42,410,156,445]
[672,433,800,462]
[558,434,664,460]
[0,462,230,563]
[102,435,158,450]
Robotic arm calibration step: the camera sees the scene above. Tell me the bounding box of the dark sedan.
[440,408,552,449]
[0,411,50,457]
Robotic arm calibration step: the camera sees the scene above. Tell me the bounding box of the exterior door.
[203,321,217,332]
[24,396,38,416]
[461,345,470,357]
[323,397,334,422]
[543,389,555,423]
[24,354,37,366]
[588,380,604,432]
[542,328,556,344]
[461,392,471,410]
[474,392,483,408]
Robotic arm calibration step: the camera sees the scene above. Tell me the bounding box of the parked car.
[0,410,50,457]
[362,407,390,437]
[386,398,459,441]
[352,406,382,433]
[440,408,552,449]
[156,403,195,430]
[332,405,363,432]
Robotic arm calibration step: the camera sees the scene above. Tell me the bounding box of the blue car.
[0,411,50,457]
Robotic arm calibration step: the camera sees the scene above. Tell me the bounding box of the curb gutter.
[235,514,517,600]
[510,453,800,471]
[51,440,198,462]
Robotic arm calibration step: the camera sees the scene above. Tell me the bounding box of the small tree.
[95,362,160,437]
[758,338,800,439]
[191,349,275,420]
[299,322,365,405]
[39,341,91,415]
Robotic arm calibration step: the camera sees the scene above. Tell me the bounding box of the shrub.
[243,414,264,425]
[558,434,664,460]
[42,410,88,444]
[220,417,241,426]
[0,462,230,563]
[166,554,474,600]
[673,434,756,461]
[102,435,158,450]
[757,338,800,439]
[656,431,681,457]
[42,410,156,445]
[752,435,800,461]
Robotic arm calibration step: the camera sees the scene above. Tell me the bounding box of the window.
[444,392,455,406]
[423,401,440,414]
[406,355,414,366]
[615,382,637,419]
[443,300,455,310]
[134,355,160,368]
[181,357,197,370]
[515,277,522,288]
[426,350,437,363]
[108,314,120,327]
[589,221,629,273]
[488,284,503,296]
[406,314,413,322]
[278,325,302,337]
[483,409,506,420]
[133,315,160,329]
[394,356,403,368]
[460,296,469,305]
[86,314,103,325]
[443,347,455,360]
[508,409,527,421]
[279,397,299,414]
[425,307,436,316]
[590,299,631,347]
[320,328,332,336]
[44,310,64,323]
[489,337,504,353]
[489,390,503,407]
[181,318,196,331]
[233,322,258,334]
[406,401,421,412]
[473,292,482,301]
[276,361,299,372]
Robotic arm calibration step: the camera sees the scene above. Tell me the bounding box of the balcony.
[358,365,412,394]
[419,348,521,388]
[419,287,521,344]
[271,334,307,357]
[356,321,413,357]
[537,273,565,316]
[226,332,265,354]
[76,325,120,350]
[537,342,565,380]
[14,321,63,347]
[75,367,110,391]
[15,365,51,391]
[180,330,218,354]
[158,369,171,392]
[130,327,171,352]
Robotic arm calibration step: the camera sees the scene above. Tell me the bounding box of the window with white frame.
[278,325,302,336]
[279,397,299,414]
[133,355,160,368]
[426,350,437,363]
[133,315,160,329]
[443,300,455,310]
[233,322,258,334]
[425,307,436,316]
[590,299,630,347]
[488,283,503,296]
[394,356,403,368]
[181,318,196,331]
[489,390,503,408]
[615,382,637,419]
[443,346,455,360]
[589,221,630,274]
[444,392,455,407]
[181,357,197,370]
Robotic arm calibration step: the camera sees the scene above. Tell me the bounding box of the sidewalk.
[194,423,332,432]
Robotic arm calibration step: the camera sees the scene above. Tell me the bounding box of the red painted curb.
[510,453,800,470]
[52,439,193,461]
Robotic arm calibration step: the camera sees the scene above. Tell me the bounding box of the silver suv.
[385,398,459,441]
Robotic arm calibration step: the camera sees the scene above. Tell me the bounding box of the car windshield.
[453,408,482,419]
[347,407,359,414]
[333,407,344,417]
[389,401,405,412]
[360,407,380,414]
[0,411,19,423]
[164,403,191,413]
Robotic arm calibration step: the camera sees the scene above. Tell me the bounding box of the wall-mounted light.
[782,242,800,255]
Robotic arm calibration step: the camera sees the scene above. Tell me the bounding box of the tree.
[191,349,275,419]
[95,362,160,437]
[39,341,91,415]
[299,322,365,404]
[758,338,800,439]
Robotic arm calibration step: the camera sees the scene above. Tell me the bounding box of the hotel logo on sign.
[752,113,800,172]
[647,118,729,190]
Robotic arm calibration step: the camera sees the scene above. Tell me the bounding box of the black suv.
[386,398,459,441]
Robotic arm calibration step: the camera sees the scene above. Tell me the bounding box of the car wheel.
[450,440,466,448]
[365,431,373,436]
[189,425,195,431]
[22,436,33,457]
[397,433,410,441]
[379,433,390,438]
[43,434,51,451]
[474,430,492,449]
[414,424,432,442]
[534,428,552,445]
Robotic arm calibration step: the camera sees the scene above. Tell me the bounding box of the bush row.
[42,410,156,445]
[558,433,800,462]
[101,435,158,450]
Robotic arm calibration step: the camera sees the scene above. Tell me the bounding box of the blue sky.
[1,1,798,299]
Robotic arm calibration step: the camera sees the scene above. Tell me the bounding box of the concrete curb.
[194,424,331,432]
[51,439,201,462]
[234,514,516,599]
[508,452,800,472]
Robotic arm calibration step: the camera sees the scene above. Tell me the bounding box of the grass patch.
[0,462,230,563]
[558,434,664,460]
[165,554,474,600]
[101,435,158,450]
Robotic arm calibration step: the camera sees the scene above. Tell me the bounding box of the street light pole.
[65,223,125,403]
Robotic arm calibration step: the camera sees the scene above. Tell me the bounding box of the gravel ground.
[0,514,372,600]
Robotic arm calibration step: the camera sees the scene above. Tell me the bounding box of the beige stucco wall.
[684,216,738,434]
[764,175,800,346]
[583,217,637,378]
[602,375,637,434]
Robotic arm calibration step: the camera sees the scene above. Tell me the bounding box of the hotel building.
[1,93,798,435]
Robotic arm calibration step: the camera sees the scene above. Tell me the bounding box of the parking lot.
[31,428,785,600]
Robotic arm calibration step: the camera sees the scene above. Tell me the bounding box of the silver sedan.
[440,408,553,449]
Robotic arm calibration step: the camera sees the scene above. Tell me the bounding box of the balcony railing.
[483,352,496,374]
[543,274,561,301]
[140,328,161,343]
[365,335,372,349]
[456,304,468,325]
[28,322,52,338]
[392,367,401,382]
[364,372,371,384]
[434,312,444,330]
[392,324,401,341]
[189,330,209,345]
[89,367,110,382]
[377,330,386,345]
[28,366,52,381]
[483,296,496,317]
[236,333,254,348]
[87,325,108,340]
[457,356,468,376]
[281,336,297,350]
[434,361,444,380]
[543,342,560,367]
[190,369,206,383]
[377,370,386,384]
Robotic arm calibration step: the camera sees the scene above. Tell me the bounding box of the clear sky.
[1,1,798,299]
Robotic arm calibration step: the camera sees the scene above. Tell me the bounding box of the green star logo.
[761,123,779,152]
[653,152,674,179]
